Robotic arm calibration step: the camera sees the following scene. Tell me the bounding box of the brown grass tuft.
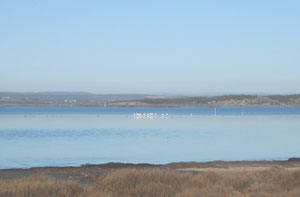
[94,168,192,197]
[0,175,84,197]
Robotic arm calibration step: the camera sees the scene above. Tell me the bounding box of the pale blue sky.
[0,0,299,94]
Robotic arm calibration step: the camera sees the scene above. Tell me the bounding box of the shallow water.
[0,106,300,169]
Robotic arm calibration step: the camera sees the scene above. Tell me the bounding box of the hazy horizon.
[1,1,299,94]
[0,90,299,97]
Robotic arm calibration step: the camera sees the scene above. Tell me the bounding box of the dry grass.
[0,175,84,197]
[1,168,300,197]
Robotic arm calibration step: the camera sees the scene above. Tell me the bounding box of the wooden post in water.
[242,100,245,117]
[214,107,217,118]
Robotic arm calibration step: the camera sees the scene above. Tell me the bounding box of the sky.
[0,0,299,95]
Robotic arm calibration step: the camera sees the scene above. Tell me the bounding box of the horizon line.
[0,91,300,96]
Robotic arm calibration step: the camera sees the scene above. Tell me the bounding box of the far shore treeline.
[0,92,300,107]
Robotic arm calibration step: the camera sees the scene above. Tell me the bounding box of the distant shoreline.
[109,94,300,107]
[1,104,300,107]
[1,93,300,107]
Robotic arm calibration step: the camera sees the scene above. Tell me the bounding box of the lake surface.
[0,106,300,169]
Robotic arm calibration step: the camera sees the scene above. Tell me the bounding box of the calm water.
[0,106,300,169]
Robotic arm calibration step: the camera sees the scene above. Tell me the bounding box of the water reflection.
[0,112,300,169]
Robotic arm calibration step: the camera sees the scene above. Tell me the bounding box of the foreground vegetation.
[1,168,300,197]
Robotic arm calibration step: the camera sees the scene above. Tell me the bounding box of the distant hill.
[109,94,300,107]
[1,93,300,107]
[0,92,164,106]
